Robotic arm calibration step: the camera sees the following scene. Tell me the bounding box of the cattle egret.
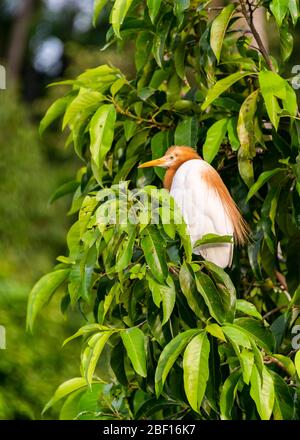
[138,146,248,268]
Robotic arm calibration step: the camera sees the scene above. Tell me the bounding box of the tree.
[28,0,300,420]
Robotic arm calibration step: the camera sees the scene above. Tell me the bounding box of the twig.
[274,270,288,290]
[239,0,275,72]
[264,355,291,376]
[262,305,287,320]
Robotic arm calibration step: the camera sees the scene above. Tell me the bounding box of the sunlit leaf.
[183,332,210,412]
[121,327,147,377]
[210,4,236,63]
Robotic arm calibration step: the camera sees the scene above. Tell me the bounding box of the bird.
[138,146,248,268]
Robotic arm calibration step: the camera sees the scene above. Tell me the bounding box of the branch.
[239,0,275,72]
[264,355,291,376]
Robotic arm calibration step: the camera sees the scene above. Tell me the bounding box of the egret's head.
[138,146,201,170]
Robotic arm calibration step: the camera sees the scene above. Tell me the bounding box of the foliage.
[0,90,81,420]
[29,0,300,420]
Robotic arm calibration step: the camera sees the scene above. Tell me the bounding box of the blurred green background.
[0,0,299,420]
[0,0,134,419]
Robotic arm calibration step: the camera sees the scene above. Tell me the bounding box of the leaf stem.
[239,0,275,72]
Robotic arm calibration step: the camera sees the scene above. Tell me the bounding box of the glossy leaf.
[210,4,235,63]
[90,104,116,182]
[174,116,198,147]
[270,0,289,26]
[201,72,252,111]
[43,378,88,414]
[250,365,275,420]
[237,90,259,187]
[147,0,162,23]
[111,0,134,39]
[203,118,228,163]
[194,233,233,247]
[246,168,284,201]
[39,96,71,136]
[83,331,114,384]
[220,370,241,420]
[179,261,208,321]
[141,226,168,283]
[155,329,200,396]
[195,271,231,324]
[121,327,147,377]
[259,71,286,130]
[236,299,262,320]
[183,332,210,412]
[93,0,109,26]
[27,269,69,332]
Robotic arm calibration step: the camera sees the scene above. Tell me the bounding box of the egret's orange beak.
[138,156,167,168]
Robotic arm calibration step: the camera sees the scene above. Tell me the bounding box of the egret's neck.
[163,168,177,190]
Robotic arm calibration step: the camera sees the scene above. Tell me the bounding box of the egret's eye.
[170,155,174,160]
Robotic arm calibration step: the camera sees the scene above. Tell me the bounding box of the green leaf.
[155,329,200,397]
[288,0,299,25]
[201,71,252,111]
[220,370,241,420]
[141,226,168,283]
[174,40,186,79]
[27,269,69,332]
[43,377,88,414]
[259,71,286,130]
[240,349,255,384]
[174,0,190,24]
[90,104,116,182]
[280,26,293,61]
[151,131,172,180]
[283,81,298,116]
[236,299,262,320]
[194,233,233,247]
[63,324,109,347]
[206,323,226,342]
[121,327,147,377]
[93,0,109,26]
[272,371,295,419]
[82,331,114,384]
[124,120,137,141]
[174,116,198,147]
[195,270,231,324]
[111,0,134,39]
[237,90,259,187]
[295,350,300,378]
[63,89,104,129]
[183,332,210,412]
[147,275,176,325]
[270,0,289,27]
[272,354,296,376]
[49,180,79,204]
[210,4,236,63]
[147,0,162,23]
[39,96,71,136]
[250,365,275,420]
[234,317,275,353]
[227,117,240,151]
[201,261,236,323]
[179,261,208,321]
[222,324,252,349]
[246,168,284,201]
[116,228,136,272]
[203,118,228,163]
